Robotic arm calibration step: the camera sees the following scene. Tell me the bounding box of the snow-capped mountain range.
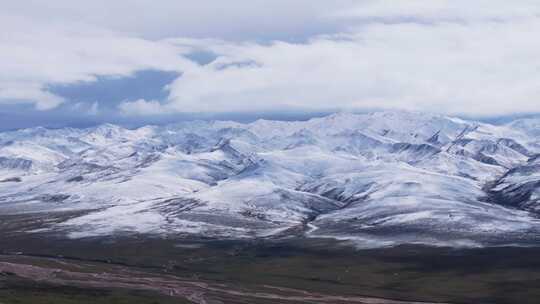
[1,110,540,248]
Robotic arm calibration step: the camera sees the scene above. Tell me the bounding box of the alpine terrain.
[2,110,540,248]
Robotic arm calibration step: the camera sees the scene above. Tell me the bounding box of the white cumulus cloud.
[162,17,540,116]
[118,99,167,116]
[0,16,197,110]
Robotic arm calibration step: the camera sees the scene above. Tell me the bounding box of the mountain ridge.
[1,110,540,248]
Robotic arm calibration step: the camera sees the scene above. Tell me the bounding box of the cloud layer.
[2,0,540,120]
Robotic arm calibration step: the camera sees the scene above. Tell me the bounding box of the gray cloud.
[2,1,359,40]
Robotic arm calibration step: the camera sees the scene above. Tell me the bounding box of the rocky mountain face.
[1,110,540,248]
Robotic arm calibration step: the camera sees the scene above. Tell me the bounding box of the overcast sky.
[1,1,540,129]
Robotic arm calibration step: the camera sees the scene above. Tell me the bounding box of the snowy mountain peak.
[1,111,540,248]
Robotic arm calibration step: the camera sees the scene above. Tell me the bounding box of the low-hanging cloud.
[118,99,167,116]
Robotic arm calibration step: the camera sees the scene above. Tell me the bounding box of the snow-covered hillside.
[1,110,540,248]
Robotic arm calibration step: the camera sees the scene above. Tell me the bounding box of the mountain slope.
[1,111,540,248]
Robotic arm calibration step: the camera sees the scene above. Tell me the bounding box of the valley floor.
[1,228,540,304]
